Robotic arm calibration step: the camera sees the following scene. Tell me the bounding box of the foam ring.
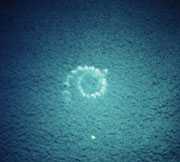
[64,65,108,99]
[76,66,107,98]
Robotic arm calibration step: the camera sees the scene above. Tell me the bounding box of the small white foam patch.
[91,135,96,140]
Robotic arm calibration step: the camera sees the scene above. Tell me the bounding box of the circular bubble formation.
[66,65,108,99]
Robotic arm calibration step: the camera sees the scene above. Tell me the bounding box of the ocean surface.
[0,0,180,161]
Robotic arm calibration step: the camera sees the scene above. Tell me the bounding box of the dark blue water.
[0,0,180,161]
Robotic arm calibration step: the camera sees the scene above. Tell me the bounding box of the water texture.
[0,0,180,161]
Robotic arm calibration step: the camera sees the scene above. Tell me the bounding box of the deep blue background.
[0,0,180,161]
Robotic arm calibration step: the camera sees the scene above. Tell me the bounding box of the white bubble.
[91,93,96,98]
[103,69,108,74]
[71,69,77,74]
[77,66,83,71]
[91,135,96,140]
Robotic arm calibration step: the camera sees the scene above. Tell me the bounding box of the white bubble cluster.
[64,65,108,99]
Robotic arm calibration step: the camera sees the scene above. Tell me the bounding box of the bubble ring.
[65,65,108,99]
[77,66,107,98]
